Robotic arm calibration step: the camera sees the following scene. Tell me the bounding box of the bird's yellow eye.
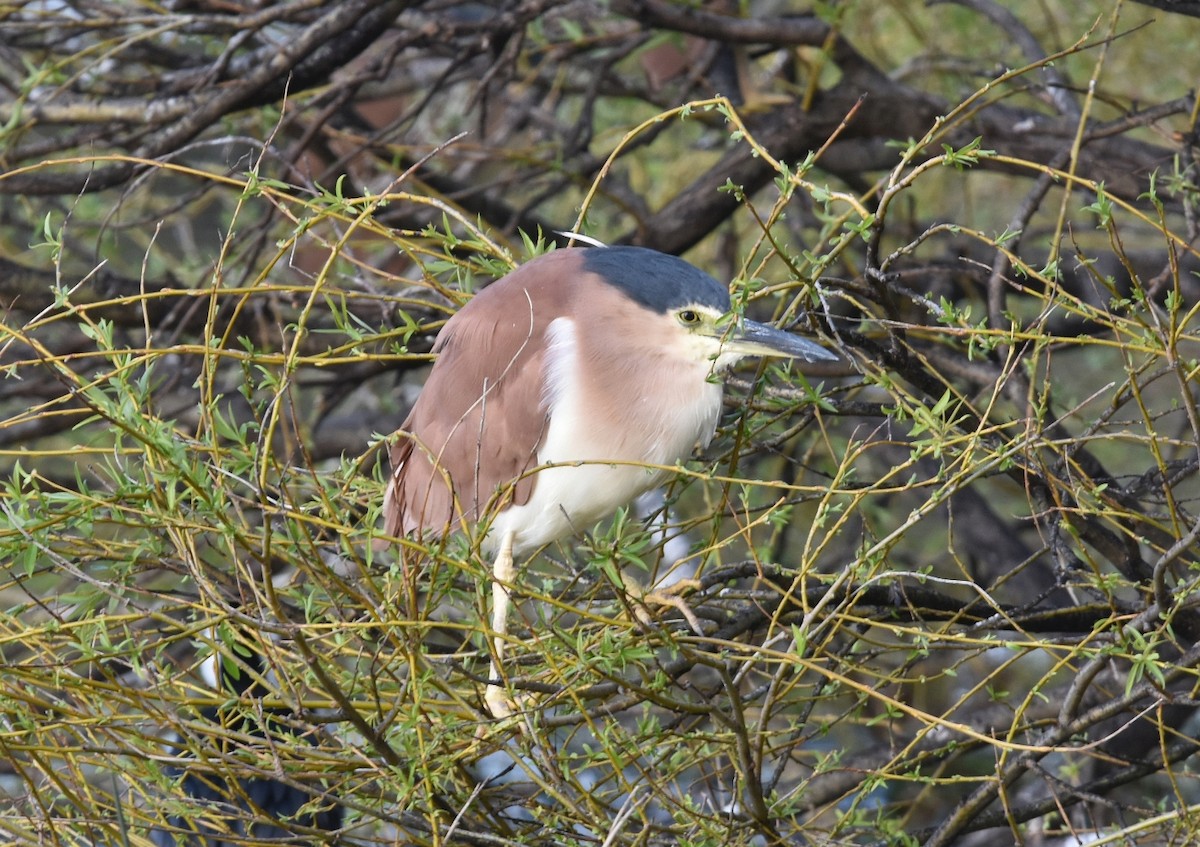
[678,309,701,326]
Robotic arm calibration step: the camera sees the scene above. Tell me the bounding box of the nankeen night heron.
[383,245,835,715]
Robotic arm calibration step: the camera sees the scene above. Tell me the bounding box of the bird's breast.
[486,317,723,556]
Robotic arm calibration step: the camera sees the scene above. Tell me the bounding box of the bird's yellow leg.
[628,577,705,636]
[485,529,517,719]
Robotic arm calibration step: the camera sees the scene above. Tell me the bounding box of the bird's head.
[580,246,837,372]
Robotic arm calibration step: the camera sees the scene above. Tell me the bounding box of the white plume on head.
[556,230,609,248]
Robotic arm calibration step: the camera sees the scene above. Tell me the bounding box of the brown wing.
[383,251,579,541]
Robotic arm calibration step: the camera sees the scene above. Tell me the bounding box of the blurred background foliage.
[2,1,1200,845]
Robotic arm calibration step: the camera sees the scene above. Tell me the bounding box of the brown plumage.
[383,251,571,545]
[384,246,837,557]
[381,246,835,715]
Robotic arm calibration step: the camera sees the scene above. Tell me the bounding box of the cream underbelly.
[482,317,724,557]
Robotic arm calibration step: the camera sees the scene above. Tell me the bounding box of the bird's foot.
[484,681,515,720]
[482,529,532,722]
[483,681,532,721]
[482,651,537,724]
[478,677,540,741]
[627,577,705,635]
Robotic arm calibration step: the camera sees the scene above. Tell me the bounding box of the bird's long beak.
[723,318,837,363]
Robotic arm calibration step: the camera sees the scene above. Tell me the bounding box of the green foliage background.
[2,1,1200,845]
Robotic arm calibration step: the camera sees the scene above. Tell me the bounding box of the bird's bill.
[723,319,837,363]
